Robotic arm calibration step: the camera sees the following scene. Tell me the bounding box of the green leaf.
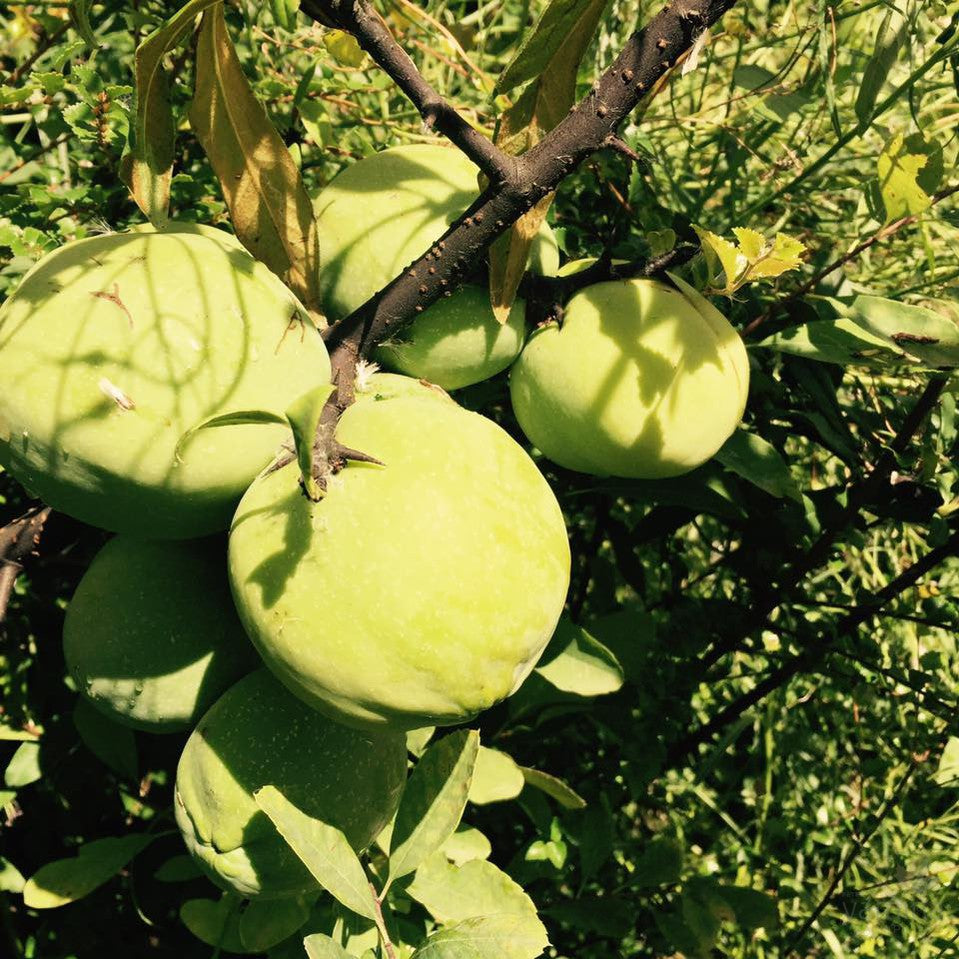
[534,617,624,696]
[389,729,480,884]
[934,737,959,787]
[191,3,322,310]
[72,698,137,781]
[757,317,898,366]
[180,896,247,953]
[239,896,312,952]
[4,742,41,788]
[0,722,41,742]
[323,30,366,67]
[270,0,300,31]
[23,835,152,908]
[633,836,684,888]
[254,785,377,921]
[468,747,525,805]
[441,828,492,866]
[412,914,549,959]
[175,408,288,462]
[153,854,202,882]
[878,133,933,222]
[407,854,539,924]
[304,934,353,959]
[121,0,223,223]
[489,0,608,321]
[585,607,657,684]
[715,430,802,502]
[693,226,741,291]
[69,0,99,47]
[855,9,908,128]
[714,884,779,931]
[851,295,959,368]
[496,0,610,95]
[285,383,336,500]
[406,726,436,758]
[519,766,586,809]
[0,856,25,894]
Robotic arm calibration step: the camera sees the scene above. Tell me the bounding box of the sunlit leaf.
[878,133,933,222]
[468,747,525,805]
[412,914,549,959]
[534,617,624,696]
[715,430,802,502]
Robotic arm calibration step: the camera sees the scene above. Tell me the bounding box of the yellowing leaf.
[747,232,806,279]
[878,133,932,222]
[191,4,321,311]
[323,30,366,68]
[731,227,764,261]
[693,226,742,292]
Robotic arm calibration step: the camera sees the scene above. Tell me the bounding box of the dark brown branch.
[300,0,515,183]
[0,506,52,623]
[667,524,959,764]
[317,0,736,366]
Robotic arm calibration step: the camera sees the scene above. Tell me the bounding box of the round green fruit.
[175,668,406,899]
[373,286,526,391]
[64,536,258,733]
[510,274,749,478]
[314,144,556,388]
[228,395,571,730]
[0,229,331,537]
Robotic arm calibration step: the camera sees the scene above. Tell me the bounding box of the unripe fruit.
[373,286,526,391]
[510,275,749,478]
[229,396,571,730]
[175,668,406,899]
[0,228,331,537]
[63,536,258,733]
[314,143,557,387]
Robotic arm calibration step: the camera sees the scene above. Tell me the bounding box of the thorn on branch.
[603,134,643,163]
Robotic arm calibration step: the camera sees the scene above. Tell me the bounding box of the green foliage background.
[1,0,958,957]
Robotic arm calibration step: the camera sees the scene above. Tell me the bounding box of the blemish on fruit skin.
[98,377,136,411]
[90,283,133,328]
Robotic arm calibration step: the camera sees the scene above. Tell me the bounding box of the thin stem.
[0,506,52,623]
[370,884,397,959]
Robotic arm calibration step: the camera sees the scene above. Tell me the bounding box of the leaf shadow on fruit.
[0,231,299,535]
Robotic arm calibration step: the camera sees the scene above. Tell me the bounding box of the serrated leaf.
[4,741,41,788]
[934,737,959,787]
[285,383,336,500]
[73,698,137,781]
[154,854,202,883]
[693,226,742,292]
[121,0,223,223]
[191,4,321,309]
[715,430,802,502]
[746,232,805,280]
[407,854,538,924]
[304,934,353,959]
[389,730,479,885]
[23,835,152,908]
[254,786,377,921]
[175,408,288,462]
[468,747,525,805]
[534,617,624,696]
[239,896,312,951]
[519,766,586,809]
[412,914,549,959]
[181,896,247,952]
[731,227,764,261]
[489,0,607,319]
[878,133,933,223]
[0,856,25,894]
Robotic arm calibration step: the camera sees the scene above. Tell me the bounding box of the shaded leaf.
[181,896,246,952]
[757,317,897,366]
[851,295,959,368]
[154,854,202,883]
[412,914,549,959]
[855,9,908,127]
[23,835,152,908]
[633,836,684,888]
[73,698,137,781]
[4,742,41,788]
[389,729,479,884]
[69,0,98,47]
[714,884,779,931]
[934,737,959,787]
[715,430,802,502]
[285,383,336,500]
[519,766,586,809]
[469,747,525,805]
[239,896,312,952]
[122,0,223,222]
[254,785,377,921]
[191,4,321,309]
[534,617,624,696]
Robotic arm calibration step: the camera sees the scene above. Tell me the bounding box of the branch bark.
[0,506,52,623]
[302,0,737,373]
